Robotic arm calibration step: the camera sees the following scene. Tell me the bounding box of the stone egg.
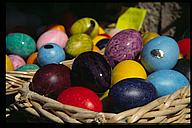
[104,29,142,68]
[31,64,71,99]
[147,70,189,96]
[108,78,158,113]
[16,64,40,71]
[65,33,93,57]
[70,17,99,38]
[57,86,102,112]
[37,29,68,49]
[141,36,179,73]
[6,54,14,71]
[37,43,66,67]
[8,54,26,70]
[71,51,111,93]
[6,33,36,58]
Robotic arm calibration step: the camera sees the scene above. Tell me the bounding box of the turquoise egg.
[16,64,40,71]
[6,33,36,58]
[147,69,189,97]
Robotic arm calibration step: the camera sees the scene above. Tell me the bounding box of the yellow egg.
[100,89,109,100]
[92,45,101,53]
[111,60,147,86]
[142,32,159,45]
[98,26,105,34]
[178,52,183,59]
[92,35,108,45]
[6,55,14,71]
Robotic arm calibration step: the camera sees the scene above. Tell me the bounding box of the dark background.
[6,3,190,40]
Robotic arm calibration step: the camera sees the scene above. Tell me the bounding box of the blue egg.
[141,36,179,73]
[37,43,65,66]
[147,70,189,97]
[108,78,158,113]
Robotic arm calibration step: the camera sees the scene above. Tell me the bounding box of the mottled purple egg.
[104,29,142,67]
[71,51,111,93]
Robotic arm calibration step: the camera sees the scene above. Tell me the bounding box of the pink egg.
[108,28,121,37]
[37,29,68,49]
[8,55,26,70]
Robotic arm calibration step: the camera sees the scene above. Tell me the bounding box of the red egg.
[31,64,71,99]
[177,38,190,56]
[57,87,103,112]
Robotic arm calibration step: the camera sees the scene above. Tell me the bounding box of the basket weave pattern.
[6,61,190,123]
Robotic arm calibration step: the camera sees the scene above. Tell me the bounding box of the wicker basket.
[6,58,190,123]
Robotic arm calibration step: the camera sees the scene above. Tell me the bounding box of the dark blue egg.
[71,51,111,93]
[147,70,189,97]
[108,78,158,113]
[141,36,179,73]
[96,38,109,50]
[37,43,66,66]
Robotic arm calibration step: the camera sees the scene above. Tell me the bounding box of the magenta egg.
[8,54,26,70]
[37,29,68,49]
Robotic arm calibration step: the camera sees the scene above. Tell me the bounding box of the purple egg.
[104,29,142,67]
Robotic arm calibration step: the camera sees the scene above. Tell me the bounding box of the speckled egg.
[37,43,66,66]
[6,33,36,58]
[71,51,111,93]
[70,17,99,38]
[37,29,68,49]
[16,64,40,71]
[105,29,142,68]
[141,36,179,73]
[8,54,26,70]
[111,60,147,86]
[65,33,93,57]
[147,70,189,96]
[108,78,158,113]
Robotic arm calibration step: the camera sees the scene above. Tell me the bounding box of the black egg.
[71,51,111,93]
[173,58,190,80]
[96,38,109,50]
[108,78,158,113]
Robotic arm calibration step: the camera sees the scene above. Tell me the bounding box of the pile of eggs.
[6,17,190,113]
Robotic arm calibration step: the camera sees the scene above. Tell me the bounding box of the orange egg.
[49,24,65,32]
[98,26,105,34]
[27,52,38,64]
[92,45,102,54]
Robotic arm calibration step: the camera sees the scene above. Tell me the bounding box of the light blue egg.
[37,43,65,66]
[141,36,179,73]
[147,70,189,96]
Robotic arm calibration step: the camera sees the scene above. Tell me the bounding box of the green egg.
[70,17,99,38]
[65,34,93,57]
[6,33,36,58]
[16,64,40,71]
